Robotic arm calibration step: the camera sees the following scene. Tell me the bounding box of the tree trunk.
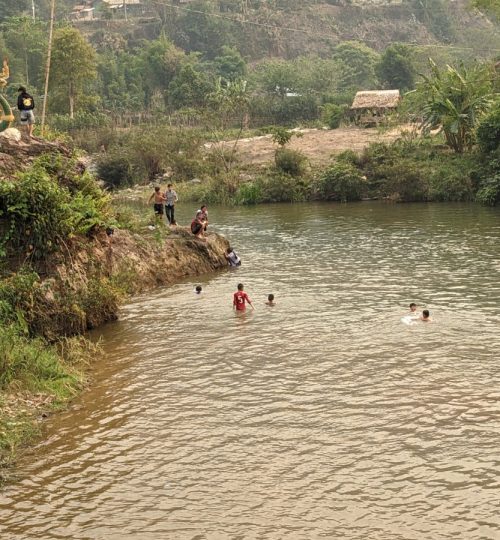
[69,83,74,119]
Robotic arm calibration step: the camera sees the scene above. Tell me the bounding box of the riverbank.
[0,143,229,484]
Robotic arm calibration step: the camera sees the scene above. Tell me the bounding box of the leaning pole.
[41,0,56,136]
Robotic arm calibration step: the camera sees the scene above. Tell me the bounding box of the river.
[1,202,499,539]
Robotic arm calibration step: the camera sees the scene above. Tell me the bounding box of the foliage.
[97,152,139,190]
[0,157,111,259]
[332,41,380,92]
[476,152,500,206]
[412,60,493,153]
[270,127,295,147]
[376,43,416,91]
[274,148,307,176]
[49,111,110,132]
[476,101,500,153]
[50,27,98,118]
[316,162,366,202]
[321,103,346,129]
[213,46,246,81]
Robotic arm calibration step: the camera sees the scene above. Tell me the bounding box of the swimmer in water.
[420,309,432,322]
[265,294,276,306]
[233,283,254,311]
[194,285,202,295]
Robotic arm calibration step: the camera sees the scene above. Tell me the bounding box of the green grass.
[0,326,99,484]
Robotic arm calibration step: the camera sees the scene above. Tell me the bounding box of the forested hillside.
[1,0,498,124]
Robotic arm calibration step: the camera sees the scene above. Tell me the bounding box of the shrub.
[274,148,307,176]
[316,162,366,202]
[235,182,262,205]
[376,160,430,202]
[0,158,111,259]
[257,171,311,203]
[49,111,110,133]
[476,102,500,153]
[322,103,346,129]
[97,152,137,190]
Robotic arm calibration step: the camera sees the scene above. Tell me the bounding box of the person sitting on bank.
[17,86,35,138]
[164,183,178,225]
[191,204,208,239]
[225,247,241,267]
[196,205,208,231]
[420,309,432,322]
[148,186,166,218]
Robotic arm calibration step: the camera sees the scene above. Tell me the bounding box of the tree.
[50,28,97,118]
[377,44,416,92]
[333,42,380,92]
[1,17,47,91]
[168,60,213,109]
[413,60,493,153]
[139,37,185,109]
[0,0,30,23]
[213,46,246,82]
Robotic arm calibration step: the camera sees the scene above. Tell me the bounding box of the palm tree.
[415,60,493,153]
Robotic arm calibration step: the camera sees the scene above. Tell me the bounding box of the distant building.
[70,4,95,21]
[350,90,401,126]
[102,0,145,12]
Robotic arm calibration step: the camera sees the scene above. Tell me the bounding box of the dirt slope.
[212,126,408,167]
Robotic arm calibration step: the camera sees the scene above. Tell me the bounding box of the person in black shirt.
[17,86,35,138]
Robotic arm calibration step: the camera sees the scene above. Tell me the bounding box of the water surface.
[1,202,499,539]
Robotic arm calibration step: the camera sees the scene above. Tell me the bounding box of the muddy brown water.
[1,202,499,540]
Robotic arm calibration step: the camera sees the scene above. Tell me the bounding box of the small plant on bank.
[321,103,346,129]
[274,148,308,176]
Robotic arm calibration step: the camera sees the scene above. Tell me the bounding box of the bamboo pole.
[41,0,56,136]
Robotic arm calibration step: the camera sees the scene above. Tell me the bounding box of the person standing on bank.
[164,183,178,225]
[17,86,35,138]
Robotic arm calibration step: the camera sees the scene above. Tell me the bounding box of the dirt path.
[207,126,410,167]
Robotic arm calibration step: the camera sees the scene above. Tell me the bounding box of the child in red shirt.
[233,283,254,311]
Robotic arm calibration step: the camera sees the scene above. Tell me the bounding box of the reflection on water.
[1,202,499,540]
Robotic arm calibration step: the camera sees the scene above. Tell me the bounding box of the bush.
[0,157,111,259]
[376,160,430,202]
[476,103,500,153]
[476,173,500,206]
[235,182,262,205]
[316,162,366,202]
[49,111,110,133]
[97,152,138,190]
[274,148,307,176]
[256,171,311,203]
[322,103,346,129]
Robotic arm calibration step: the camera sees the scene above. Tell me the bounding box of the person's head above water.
[237,283,244,291]
[195,285,202,294]
[422,309,430,319]
[410,303,417,312]
[268,294,274,302]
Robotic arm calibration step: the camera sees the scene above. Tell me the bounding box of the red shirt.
[233,291,251,311]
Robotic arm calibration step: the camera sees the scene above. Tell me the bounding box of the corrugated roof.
[351,90,401,110]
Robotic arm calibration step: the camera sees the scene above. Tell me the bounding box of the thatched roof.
[351,90,401,110]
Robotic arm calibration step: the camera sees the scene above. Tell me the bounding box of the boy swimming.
[420,309,432,322]
[265,294,276,306]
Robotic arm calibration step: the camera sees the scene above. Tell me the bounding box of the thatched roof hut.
[350,90,401,111]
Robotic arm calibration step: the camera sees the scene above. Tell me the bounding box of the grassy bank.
[169,135,500,207]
